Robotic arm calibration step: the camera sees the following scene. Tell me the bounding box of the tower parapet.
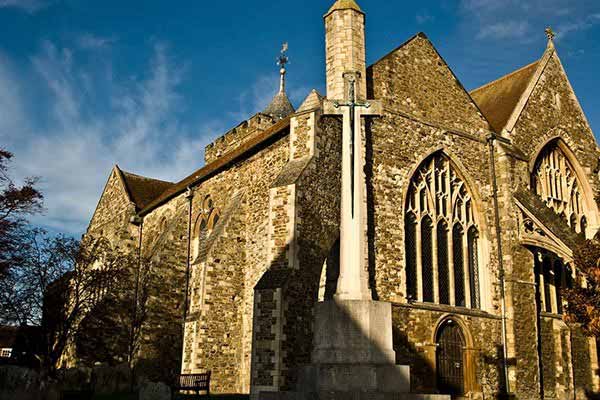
[204,113,279,164]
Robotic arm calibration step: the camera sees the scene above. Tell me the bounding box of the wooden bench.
[175,372,211,397]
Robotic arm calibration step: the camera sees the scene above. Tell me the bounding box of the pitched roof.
[470,60,540,132]
[117,169,175,210]
[514,189,585,250]
[296,89,323,113]
[139,116,292,216]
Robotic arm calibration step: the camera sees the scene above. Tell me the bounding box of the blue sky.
[1,0,599,236]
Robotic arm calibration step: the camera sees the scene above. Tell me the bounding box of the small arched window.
[405,152,481,308]
[191,195,220,262]
[532,140,588,233]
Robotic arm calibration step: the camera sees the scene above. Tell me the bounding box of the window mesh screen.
[453,224,465,307]
[422,217,434,302]
[405,213,417,300]
[554,259,563,314]
[543,255,553,313]
[468,227,480,309]
[438,221,450,305]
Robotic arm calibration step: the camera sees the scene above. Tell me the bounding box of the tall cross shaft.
[334,73,371,217]
[325,71,381,301]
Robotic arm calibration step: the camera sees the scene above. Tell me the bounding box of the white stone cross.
[324,71,381,301]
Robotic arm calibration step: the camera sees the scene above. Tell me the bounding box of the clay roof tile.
[470,60,540,132]
[119,171,175,210]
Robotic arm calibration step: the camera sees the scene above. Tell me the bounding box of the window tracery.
[405,153,481,308]
[532,141,587,233]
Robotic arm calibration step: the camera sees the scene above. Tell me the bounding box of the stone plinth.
[311,300,396,365]
[257,300,450,400]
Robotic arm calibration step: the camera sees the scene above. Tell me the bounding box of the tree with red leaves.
[563,239,600,337]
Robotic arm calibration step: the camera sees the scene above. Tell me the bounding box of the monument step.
[299,364,410,393]
[259,391,450,400]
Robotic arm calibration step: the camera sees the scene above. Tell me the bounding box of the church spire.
[262,43,295,120]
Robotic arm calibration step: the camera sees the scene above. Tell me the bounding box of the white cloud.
[1,40,219,235]
[0,0,49,13]
[77,34,117,50]
[460,0,600,43]
[0,54,28,144]
[476,21,531,40]
[556,13,600,40]
[416,12,434,25]
[1,33,311,236]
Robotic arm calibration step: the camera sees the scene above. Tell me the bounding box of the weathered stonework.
[77,3,600,399]
[205,113,279,165]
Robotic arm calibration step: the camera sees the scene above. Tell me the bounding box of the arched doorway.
[436,319,466,395]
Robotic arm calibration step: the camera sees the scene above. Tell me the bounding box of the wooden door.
[436,320,465,395]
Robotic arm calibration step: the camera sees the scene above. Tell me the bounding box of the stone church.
[84,0,600,398]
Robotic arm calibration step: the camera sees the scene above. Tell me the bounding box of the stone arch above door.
[432,315,480,397]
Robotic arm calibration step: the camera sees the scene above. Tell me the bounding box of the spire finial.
[545,27,555,41]
[277,42,289,93]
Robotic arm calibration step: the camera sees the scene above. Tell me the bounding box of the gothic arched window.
[405,152,481,308]
[191,195,220,263]
[532,140,587,233]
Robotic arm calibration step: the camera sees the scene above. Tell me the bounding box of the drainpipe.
[487,133,511,396]
[183,187,193,327]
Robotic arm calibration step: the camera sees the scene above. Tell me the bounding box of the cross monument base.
[258,300,450,400]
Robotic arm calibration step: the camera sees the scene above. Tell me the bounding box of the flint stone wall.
[179,127,290,393]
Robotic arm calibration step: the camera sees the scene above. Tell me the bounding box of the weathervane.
[277,42,289,93]
[545,27,555,41]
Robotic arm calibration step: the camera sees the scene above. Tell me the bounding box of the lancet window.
[532,141,587,233]
[191,195,220,263]
[405,153,481,308]
[190,195,220,312]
